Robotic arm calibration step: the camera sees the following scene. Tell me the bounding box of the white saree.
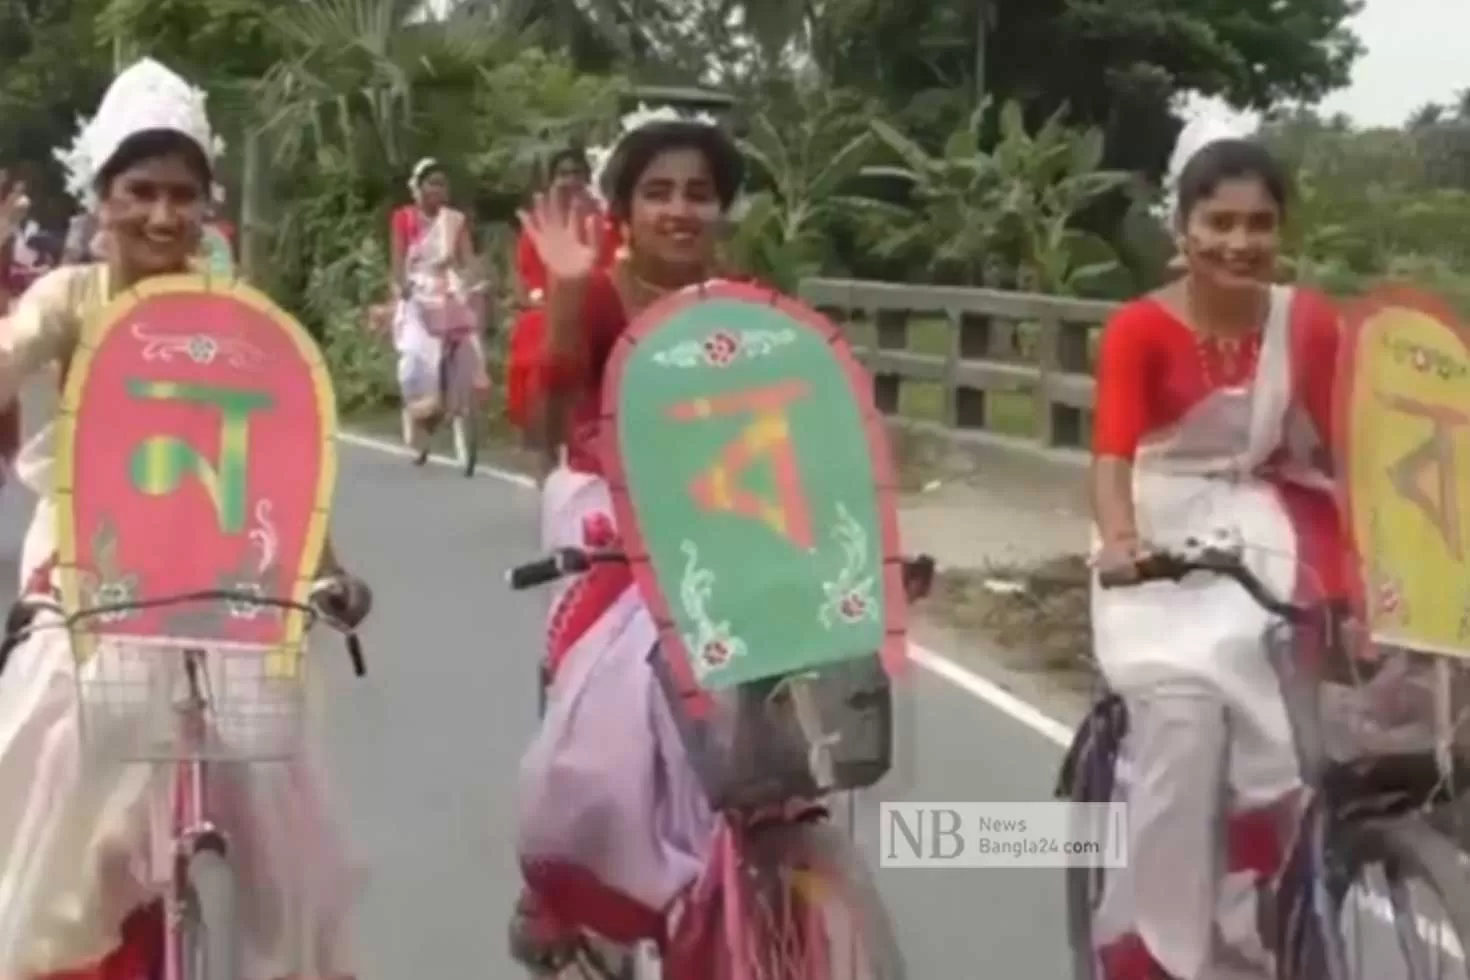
[0,266,363,979]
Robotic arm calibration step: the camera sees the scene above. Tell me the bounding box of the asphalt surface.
[0,384,1072,977]
[0,374,1439,978]
[311,438,1072,979]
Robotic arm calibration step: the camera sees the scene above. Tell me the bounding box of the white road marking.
[339,428,1462,959]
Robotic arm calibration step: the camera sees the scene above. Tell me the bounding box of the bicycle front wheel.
[179,845,240,980]
[1328,814,1470,980]
[740,820,905,980]
[452,410,478,477]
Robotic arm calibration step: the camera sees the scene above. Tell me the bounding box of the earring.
[614,221,630,262]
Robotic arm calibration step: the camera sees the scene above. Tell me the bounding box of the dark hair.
[547,148,589,180]
[1176,138,1290,225]
[600,120,743,220]
[27,231,61,265]
[95,130,211,195]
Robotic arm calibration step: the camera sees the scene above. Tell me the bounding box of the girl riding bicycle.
[508,110,748,970]
[1087,119,1348,979]
[389,157,489,454]
[0,58,371,979]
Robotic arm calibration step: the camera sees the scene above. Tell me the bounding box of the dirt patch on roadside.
[924,554,1095,681]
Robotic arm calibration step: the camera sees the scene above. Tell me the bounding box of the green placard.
[615,295,886,690]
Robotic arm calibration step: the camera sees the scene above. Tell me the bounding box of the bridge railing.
[798,278,1117,453]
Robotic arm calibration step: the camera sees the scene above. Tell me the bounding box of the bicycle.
[1056,534,1470,980]
[507,547,933,980]
[403,280,490,476]
[0,581,368,980]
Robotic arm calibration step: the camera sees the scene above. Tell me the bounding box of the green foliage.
[1262,108,1470,314]
[0,0,112,222]
[808,0,1364,179]
[863,98,1130,293]
[729,87,887,291]
[288,162,398,414]
[98,0,279,85]
[466,47,626,213]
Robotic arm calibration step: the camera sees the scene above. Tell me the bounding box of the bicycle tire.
[746,820,906,979]
[1058,695,1127,980]
[183,845,240,980]
[1331,814,1470,979]
[454,411,478,477]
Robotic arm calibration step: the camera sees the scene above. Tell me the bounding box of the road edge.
[340,430,1451,950]
[337,430,1074,749]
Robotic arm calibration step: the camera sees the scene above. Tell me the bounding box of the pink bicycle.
[407,282,490,477]
[507,550,934,980]
[0,581,367,980]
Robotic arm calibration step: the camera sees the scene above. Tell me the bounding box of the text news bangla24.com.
[879,803,1128,869]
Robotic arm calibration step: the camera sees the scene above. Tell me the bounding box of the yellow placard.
[1342,291,1470,656]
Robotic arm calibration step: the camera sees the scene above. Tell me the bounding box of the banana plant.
[730,89,897,291]
[864,97,1127,293]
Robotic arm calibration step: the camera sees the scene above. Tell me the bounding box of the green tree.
[809,0,1363,181]
[466,47,626,215]
[0,0,112,222]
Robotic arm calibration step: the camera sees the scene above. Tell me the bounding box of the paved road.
[0,367,1450,977]
[0,413,1072,978]
[315,439,1073,979]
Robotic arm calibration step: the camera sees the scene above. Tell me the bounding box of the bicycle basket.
[651,648,893,811]
[1265,619,1470,784]
[71,635,309,764]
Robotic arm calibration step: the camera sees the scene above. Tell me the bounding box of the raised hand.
[516,192,600,284]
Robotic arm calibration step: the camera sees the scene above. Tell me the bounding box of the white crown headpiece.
[54,59,220,209]
[586,103,720,203]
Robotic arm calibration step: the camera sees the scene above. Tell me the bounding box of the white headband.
[54,59,219,208]
[1159,112,1253,227]
[586,104,721,204]
[409,157,440,194]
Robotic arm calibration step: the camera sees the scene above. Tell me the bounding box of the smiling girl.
[1087,133,1347,979]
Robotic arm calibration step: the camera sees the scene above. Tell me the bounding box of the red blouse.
[390,205,472,264]
[1093,290,1341,460]
[534,271,755,472]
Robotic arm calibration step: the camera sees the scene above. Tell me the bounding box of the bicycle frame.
[510,546,929,977]
[166,647,217,980]
[1093,538,1470,980]
[437,326,480,419]
[0,586,365,980]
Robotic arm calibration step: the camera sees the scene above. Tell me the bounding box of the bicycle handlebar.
[0,581,368,677]
[507,549,939,602]
[1098,540,1308,623]
[506,548,618,589]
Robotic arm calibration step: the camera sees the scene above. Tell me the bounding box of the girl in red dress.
[505,148,622,442]
[508,117,745,974]
[1089,134,1346,979]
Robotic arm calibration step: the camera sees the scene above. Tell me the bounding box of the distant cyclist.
[387,157,489,455]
